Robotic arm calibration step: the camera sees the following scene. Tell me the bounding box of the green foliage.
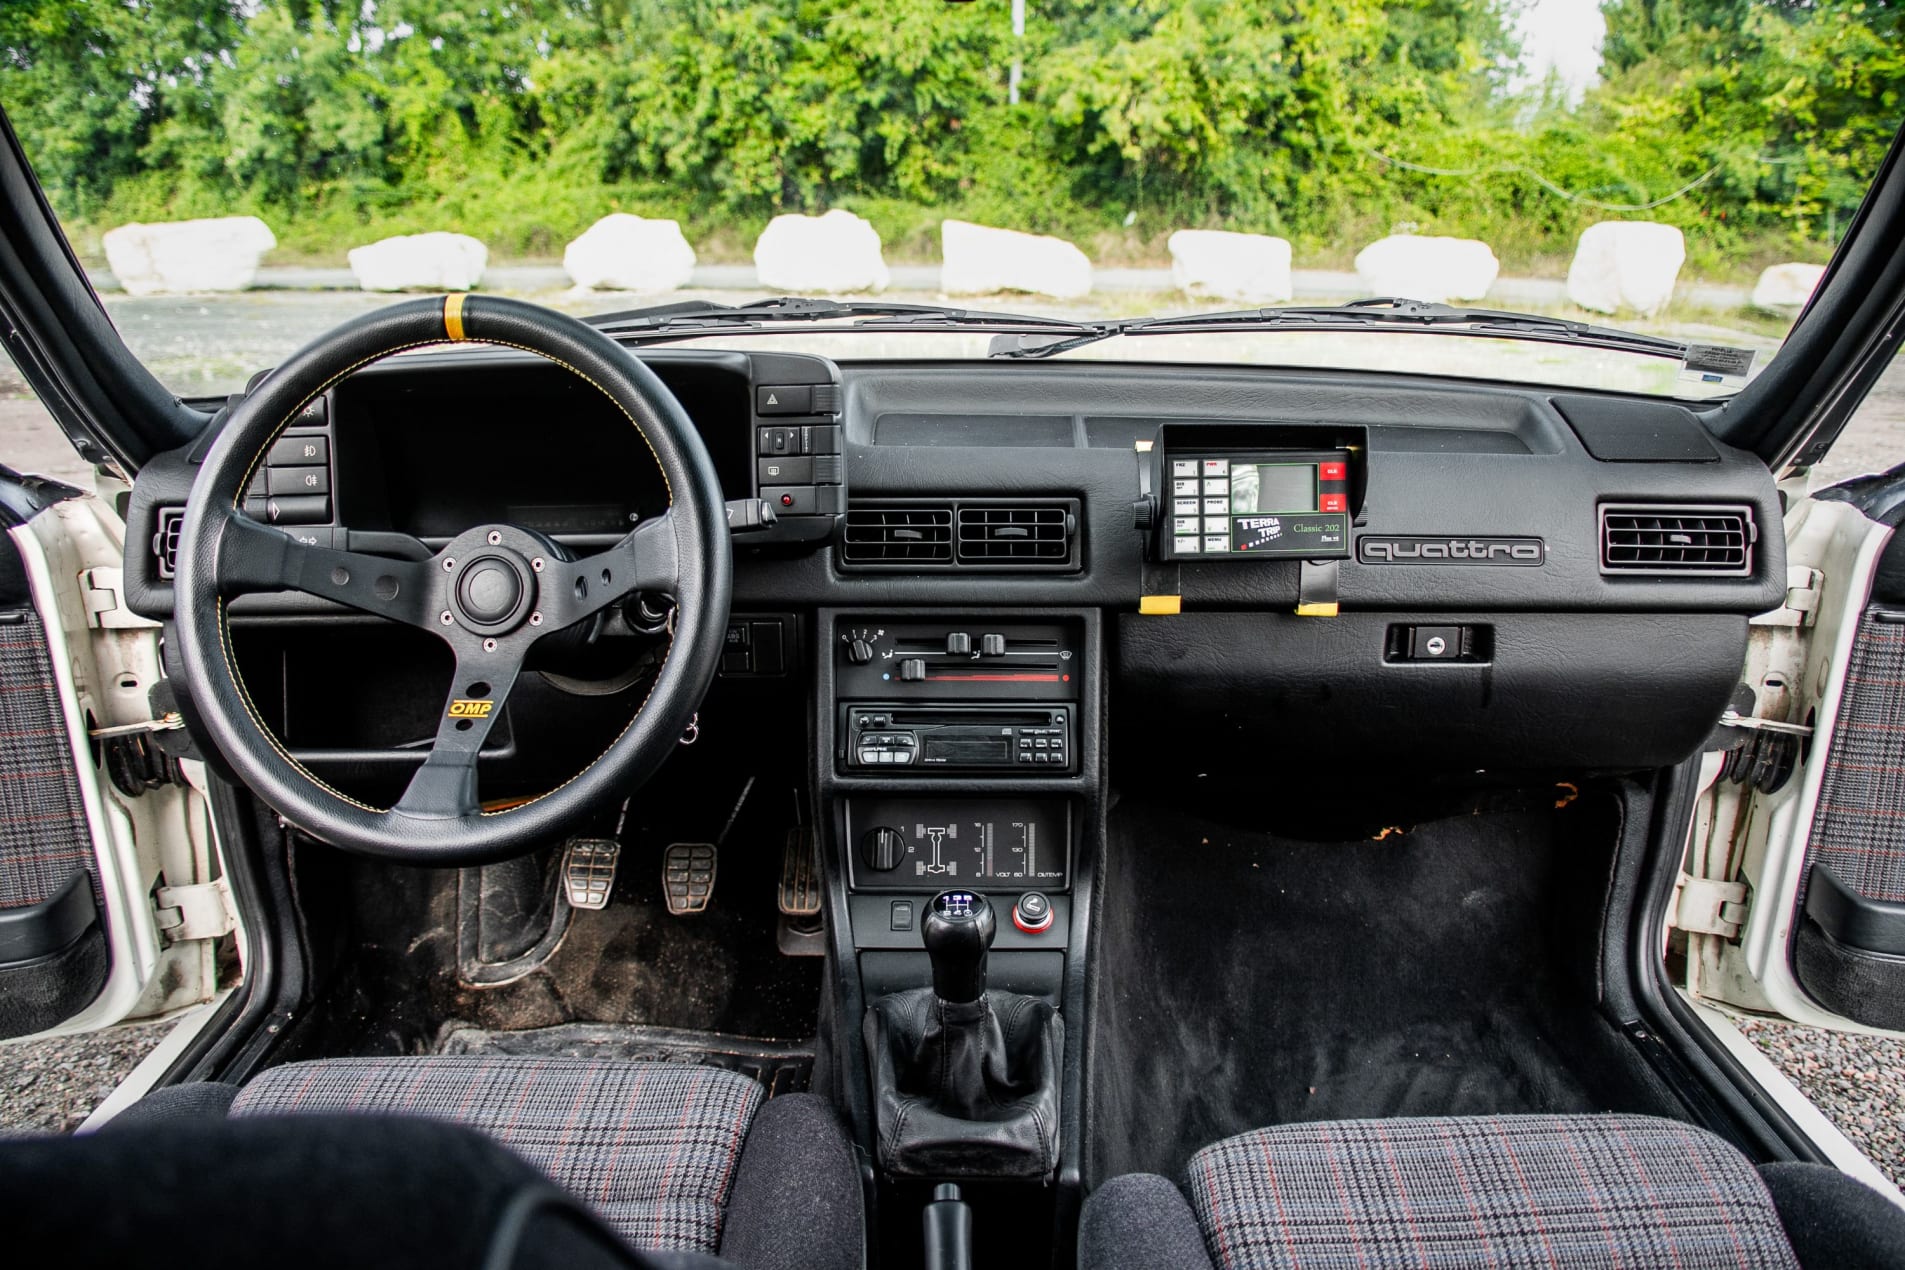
[0,0,1899,270]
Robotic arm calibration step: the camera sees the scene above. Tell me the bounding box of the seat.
[105,1055,863,1270]
[1079,1113,1905,1270]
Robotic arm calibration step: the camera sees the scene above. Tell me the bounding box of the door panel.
[0,523,111,1036]
[0,488,229,1039]
[1686,495,1905,1035]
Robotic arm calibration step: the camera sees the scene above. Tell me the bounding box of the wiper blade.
[1117,298,1689,358]
[587,295,1099,342]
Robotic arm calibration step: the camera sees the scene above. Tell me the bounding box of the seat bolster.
[99,1080,238,1131]
[1759,1162,1905,1270]
[717,1093,864,1270]
[1078,1173,1218,1270]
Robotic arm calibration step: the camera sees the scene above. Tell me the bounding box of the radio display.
[1164,449,1351,560]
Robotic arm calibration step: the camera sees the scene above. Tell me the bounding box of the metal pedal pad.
[562,838,621,911]
[664,842,717,915]
[778,828,821,918]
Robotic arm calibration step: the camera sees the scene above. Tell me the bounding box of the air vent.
[957,504,1074,564]
[152,507,184,580]
[1599,503,1755,576]
[841,504,953,564]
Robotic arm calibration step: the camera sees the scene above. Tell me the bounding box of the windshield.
[1,1,1900,400]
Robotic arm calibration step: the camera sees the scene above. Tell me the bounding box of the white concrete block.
[563,214,696,293]
[1751,262,1828,313]
[1168,230,1293,304]
[939,220,1092,299]
[1566,221,1686,317]
[1353,234,1499,304]
[101,217,276,295]
[347,232,488,292]
[753,210,889,293]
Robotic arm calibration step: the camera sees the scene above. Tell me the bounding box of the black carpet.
[1085,786,1679,1185]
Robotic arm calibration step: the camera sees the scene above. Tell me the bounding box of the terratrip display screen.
[1162,448,1353,559]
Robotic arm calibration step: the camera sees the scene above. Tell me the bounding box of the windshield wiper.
[587,295,1101,343]
[1111,298,1691,359]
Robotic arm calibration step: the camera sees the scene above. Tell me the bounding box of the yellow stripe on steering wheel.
[443,292,467,341]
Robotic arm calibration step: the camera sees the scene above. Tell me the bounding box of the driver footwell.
[1085,783,1683,1185]
[278,785,822,1065]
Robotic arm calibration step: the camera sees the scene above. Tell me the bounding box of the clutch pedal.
[562,838,621,911]
[778,828,821,918]
[664,842,717,915]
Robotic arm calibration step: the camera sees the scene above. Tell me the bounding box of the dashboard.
[122,341,1787,795]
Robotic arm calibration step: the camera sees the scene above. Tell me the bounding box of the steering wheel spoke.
[539,511,680,629]
[215,512,438,629]
[392,646,524,820]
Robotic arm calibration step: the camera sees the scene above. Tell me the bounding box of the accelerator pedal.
[778,827,822,918]
[663,842,717,915]
[562,838,621,911]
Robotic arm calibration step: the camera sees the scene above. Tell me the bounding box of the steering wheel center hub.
[452,550,533,633]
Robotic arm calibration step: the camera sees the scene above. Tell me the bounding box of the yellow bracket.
[1138,595,1181,615]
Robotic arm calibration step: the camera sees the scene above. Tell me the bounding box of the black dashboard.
[122,340,1786,793]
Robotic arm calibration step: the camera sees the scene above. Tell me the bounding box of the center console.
[816,607,1101,1210]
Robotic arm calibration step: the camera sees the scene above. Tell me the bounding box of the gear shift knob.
[921,891,996,1004]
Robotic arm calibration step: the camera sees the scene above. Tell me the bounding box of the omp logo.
[447,699,494,718]
[1357,536,1545,565]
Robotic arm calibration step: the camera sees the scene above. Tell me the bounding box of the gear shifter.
[921,891,996,1005]
[864,889,1063,1180]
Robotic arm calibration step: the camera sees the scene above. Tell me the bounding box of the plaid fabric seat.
[232,1056,763,1254]
[1185,1114,1800,1269]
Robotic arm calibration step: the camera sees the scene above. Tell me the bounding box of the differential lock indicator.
[902,817,1058,882]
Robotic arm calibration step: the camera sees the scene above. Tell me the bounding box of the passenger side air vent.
[841,504,953,564]
[1599,503,1755,577]
[957,503,1075,565]
[153,507,184,580]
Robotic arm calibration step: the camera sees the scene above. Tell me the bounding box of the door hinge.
[79,567,155,630]
[154,878,237,942]
[1749,566,1824,629]
[1674,874,1750,938]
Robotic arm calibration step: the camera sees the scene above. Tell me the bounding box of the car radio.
[1159,446,1353,561]
[844,706,1071,772]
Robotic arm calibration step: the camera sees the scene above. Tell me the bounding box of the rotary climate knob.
[860,826,906,872]
[846,638,875,665]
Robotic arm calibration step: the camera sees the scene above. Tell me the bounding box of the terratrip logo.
[1357,536,1545,565]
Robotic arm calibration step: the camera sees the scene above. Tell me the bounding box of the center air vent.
[841,498,1080,570]
[153,507,185,579]
[1599,503,1755,576]
[957,504,1074,564]
[841,505,953,564]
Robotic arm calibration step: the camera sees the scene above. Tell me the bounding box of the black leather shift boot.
[864,987,1062,1180]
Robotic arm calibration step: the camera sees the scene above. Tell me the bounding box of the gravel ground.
[0,1020,174,1134]
[1738,1018,1905,1186]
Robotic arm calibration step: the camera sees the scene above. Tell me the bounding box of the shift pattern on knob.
[921,889,996,1005]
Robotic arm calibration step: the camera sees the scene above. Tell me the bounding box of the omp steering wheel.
[171,295,731,863]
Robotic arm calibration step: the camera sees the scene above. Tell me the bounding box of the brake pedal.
[778,828,821,918]
[562,838,621,911]
[664,842,717,915]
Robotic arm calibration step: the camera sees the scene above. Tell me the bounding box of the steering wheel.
[171,295,732,864]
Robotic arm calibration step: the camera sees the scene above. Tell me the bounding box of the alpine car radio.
[1150,424,1363,559]
[846,706,1072,771]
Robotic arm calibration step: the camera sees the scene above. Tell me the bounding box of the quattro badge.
[1357,536,1545,565]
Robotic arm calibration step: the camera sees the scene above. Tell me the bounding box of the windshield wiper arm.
[588,295,1100,343]
[1116,298,1690,358]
